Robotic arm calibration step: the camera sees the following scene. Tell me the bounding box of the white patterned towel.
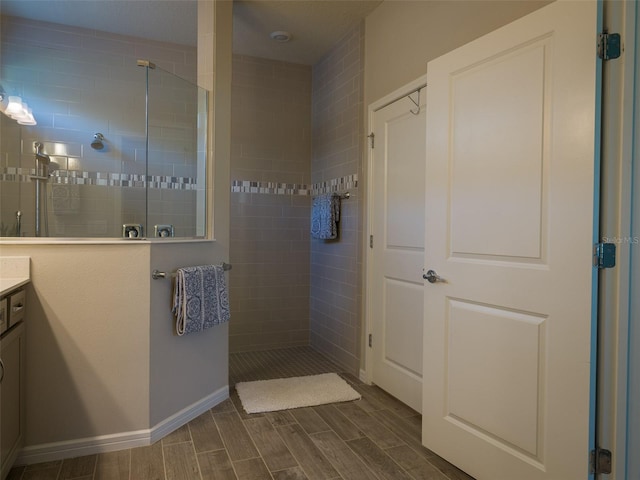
[172,265,230,336]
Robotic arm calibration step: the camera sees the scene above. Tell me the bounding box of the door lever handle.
[423,269,445,284]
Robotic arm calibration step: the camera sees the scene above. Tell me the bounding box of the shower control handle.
[423,270,445,284]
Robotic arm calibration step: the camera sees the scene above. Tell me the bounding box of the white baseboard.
[16,385,229,466]
[359,368,371,385]
[148,385,229,445]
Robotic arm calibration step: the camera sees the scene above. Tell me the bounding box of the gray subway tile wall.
[310,23,365,374]
[230,23,365,370]
[229,55,313,352]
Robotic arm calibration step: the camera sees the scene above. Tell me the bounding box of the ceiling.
[0,0,382,65]
[232,1,380,64]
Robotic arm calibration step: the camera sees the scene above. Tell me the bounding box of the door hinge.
[368,132,375,149]
[369,235,374,248]
[590,448,612,475]
[598,32,621,60]
[368,334,372,348]
[594,242,616,269]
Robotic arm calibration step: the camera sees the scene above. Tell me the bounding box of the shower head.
[91,133,104,150]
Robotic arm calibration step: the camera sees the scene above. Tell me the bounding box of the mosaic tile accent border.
[230,180,310,196]
[312,174,358,195]
[0,167,197,190]
[231,174,358,196]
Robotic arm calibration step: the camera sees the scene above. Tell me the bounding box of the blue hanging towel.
[311,193,340,240]
[172,265,231,336]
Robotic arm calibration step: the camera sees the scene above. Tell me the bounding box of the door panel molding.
[422,2,599,478]
[364,74,428,414]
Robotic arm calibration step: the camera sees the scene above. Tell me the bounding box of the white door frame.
[626,1,640,475]
[363,73,428,384]
[603,1,639,478]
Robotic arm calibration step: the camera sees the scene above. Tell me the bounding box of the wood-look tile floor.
[9,346,474,480]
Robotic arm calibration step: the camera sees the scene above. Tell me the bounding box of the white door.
[370,86,426,413]
[422,2,599,479]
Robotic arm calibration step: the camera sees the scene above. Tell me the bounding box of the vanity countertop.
[0,256,31,297]
[0,277,30,297]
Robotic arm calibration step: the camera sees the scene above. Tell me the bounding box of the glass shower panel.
[0,13,206,239]
[0,114,23,237]
[0,15,205,239]
[146,65,206,238]
[0,40,147,237]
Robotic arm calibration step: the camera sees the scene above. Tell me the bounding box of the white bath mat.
[235,373,361,414]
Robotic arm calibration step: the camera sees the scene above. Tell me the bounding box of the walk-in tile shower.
[0,16,207,238]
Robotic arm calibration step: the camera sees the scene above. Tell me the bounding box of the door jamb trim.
[362,73,428,385]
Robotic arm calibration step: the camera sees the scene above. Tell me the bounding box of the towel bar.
[311,192,349,199]
[152,262,232,280]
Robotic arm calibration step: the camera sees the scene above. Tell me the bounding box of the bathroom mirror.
[0,1,207,239]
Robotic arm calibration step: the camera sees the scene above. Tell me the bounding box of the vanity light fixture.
[16,106,36,125]
[0,93,37,125]
[4,96,23,116]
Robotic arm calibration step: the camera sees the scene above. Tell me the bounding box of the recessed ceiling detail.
[233,0,382,65]
[270,30,292,43]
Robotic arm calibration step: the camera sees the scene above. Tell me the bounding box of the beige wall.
[5,244,151,444]
[1,240,230,451]
[364,0,550,107]
[0,0,232,460]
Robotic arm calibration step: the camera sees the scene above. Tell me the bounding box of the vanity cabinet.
[0,299,26,480]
